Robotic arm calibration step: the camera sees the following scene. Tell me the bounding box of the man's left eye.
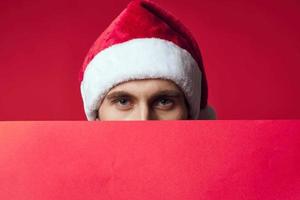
[158,98,172,105]
[155,98,174,108]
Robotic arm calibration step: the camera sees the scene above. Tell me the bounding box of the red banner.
[0,121,299,199]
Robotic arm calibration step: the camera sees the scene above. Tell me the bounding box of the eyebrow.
[106,91,133,100]
[152,90,182,98]
[105,90,183,101]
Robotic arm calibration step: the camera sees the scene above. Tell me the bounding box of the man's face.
[96,79,189,120]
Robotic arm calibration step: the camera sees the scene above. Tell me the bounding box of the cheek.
[155,106,188,120]
[98,103,113,120]
[98,102,128,120]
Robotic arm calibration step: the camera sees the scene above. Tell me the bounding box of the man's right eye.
[112,97,132,109]
[116,98,129,105]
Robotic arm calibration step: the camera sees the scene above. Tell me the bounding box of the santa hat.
[79,0,216,120]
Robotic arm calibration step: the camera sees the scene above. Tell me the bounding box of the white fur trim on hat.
[80,38,202,120]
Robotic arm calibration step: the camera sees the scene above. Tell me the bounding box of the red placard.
[0,121,299,199]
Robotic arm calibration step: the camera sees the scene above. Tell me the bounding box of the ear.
[198,104,217,120]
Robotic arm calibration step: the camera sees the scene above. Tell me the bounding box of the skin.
[96,79,190,121]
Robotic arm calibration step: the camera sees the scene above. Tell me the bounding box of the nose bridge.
[139,101,151,120]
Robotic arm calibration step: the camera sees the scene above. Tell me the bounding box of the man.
[79,0,216,120]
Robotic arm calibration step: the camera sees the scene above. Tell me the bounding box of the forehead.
[106,79,183,96]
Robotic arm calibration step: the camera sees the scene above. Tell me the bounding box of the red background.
[1,0,299,120]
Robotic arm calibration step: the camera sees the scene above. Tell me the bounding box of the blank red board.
[0,120,299,200]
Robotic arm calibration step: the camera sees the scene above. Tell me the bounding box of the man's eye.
[112,98,132,108]
[159,98,171,104]
[117,98,129,105]
[155,98,174,108]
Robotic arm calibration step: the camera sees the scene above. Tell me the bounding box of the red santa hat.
[79,0,216,120]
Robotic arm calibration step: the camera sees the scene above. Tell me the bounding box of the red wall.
[1,0,299,120]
